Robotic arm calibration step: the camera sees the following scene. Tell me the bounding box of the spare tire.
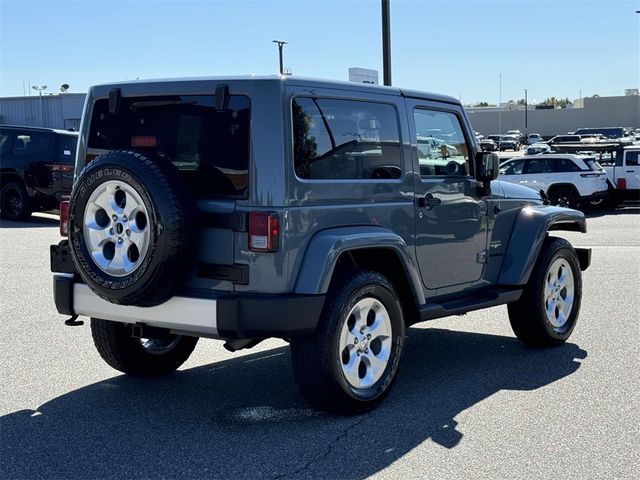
[68,150,197,307]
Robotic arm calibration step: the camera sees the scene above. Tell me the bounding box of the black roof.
[0,124,79,136]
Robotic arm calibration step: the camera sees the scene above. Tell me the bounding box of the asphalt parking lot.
[1,208,638,479]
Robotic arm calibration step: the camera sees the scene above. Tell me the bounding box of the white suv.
[499,154,608,209]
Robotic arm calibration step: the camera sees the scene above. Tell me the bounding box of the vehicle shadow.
[0,328,587,479]
[0,214,59,229]
[584,204,640,217]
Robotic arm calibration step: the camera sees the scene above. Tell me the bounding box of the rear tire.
[0,180,31,220]
[290,270,405,414]
[508,237,582,346]
[548,187,579,209]
[90,318,198,376]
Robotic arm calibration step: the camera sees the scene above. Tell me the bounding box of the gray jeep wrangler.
[51,76,590,413]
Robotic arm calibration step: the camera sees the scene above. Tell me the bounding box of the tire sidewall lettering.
[69,154,172,299]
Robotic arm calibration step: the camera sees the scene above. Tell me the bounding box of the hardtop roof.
[90,75,460,105]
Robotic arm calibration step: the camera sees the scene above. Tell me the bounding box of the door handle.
[418,193,442,208]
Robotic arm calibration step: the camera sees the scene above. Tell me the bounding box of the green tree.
[540,97,573,108]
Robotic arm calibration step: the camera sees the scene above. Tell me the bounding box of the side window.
[500,159,525,175]
[58,135,78,163]
[12,133,50,156]
[626,151,639,166]
[292,97,401,180]
[551,158,581,173]
[413,109,471,177]
[524,159,550,174]
[0,133,10,154]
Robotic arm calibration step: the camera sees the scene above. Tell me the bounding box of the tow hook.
[64,314,84,326]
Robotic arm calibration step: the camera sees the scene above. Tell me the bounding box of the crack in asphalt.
[272,412,373,479]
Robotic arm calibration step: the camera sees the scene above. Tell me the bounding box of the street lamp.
[32,84,47,127]
[272,40,287,76]
[524,88,528,136]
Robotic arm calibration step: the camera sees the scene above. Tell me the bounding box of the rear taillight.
[617,178,627,190]
[580,173,601,177]
[44,164,74,173]
[248,212,279,252]
[59,200,70,237]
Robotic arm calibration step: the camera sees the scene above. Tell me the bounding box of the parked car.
[499,154,608,209]
[572,127,630,140]
[51,76,590,414]
[498,136,519,151]
[547,135,581,145]
[507,129,526,145]
[549,142,639,205]
[527,133,544,145]
[596,145,640,204]
[0,125,78,220]
[525,143,552,156]
[479,138,498,151]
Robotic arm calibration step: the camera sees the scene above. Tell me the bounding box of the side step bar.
[419,288,522,322]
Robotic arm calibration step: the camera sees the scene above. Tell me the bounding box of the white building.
[348,68,379,85]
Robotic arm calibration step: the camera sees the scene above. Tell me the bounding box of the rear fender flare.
[294,226,425,305]
[497,206,586,285]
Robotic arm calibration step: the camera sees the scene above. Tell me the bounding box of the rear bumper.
[53,274,325,339]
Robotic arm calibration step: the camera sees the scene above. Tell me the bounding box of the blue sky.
[1,0,638,104]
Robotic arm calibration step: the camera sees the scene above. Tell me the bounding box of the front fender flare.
[497,205,586,285]
[294,226,425,305]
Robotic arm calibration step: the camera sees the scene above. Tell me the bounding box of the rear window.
[583,158,601,171]
[88,94,250,198]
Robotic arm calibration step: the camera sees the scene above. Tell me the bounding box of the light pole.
[524,88,528,136]
[498,74,502,136]
[272,40,287,75]
[381,0,391,86]
[32,84,47,127]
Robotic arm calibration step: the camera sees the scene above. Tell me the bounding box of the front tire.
[90,318,199,376]
[508,237,582,346]
[1,180,31,220]
[290,270,405,414]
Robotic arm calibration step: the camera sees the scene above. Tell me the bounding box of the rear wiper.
[130,100,196,111]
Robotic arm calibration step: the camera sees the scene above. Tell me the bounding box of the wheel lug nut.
[117,238,123,244]
[364,349,369,354]
[123,215,127,222]
[126,229,131,236]
[367,334,371,339]
[109,228,114,235]
[354,338,358,344]
[112,214,117,221]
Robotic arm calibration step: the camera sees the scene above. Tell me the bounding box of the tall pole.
[498,73,502,136]
[524,88,528,135]
[272,40,287,75]
[382,0,391,86]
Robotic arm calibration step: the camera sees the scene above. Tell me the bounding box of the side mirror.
[476,152,500,189]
